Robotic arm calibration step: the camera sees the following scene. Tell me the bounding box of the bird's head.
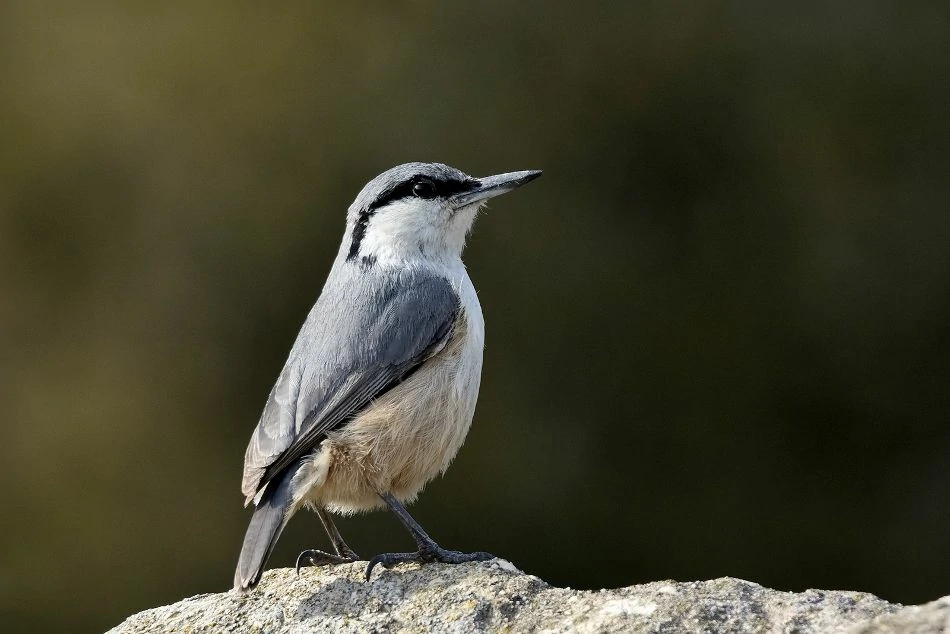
[343,162,541,266]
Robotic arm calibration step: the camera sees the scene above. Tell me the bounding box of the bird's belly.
[295,307,484,515]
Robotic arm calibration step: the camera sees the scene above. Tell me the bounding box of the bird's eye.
[412,179,437,199]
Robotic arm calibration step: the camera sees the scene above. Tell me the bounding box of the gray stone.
[108,560,947,633]
[846,596,950,634]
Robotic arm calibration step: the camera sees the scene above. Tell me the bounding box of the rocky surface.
[109,560,948,633]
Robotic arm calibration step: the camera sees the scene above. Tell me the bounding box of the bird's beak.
[450,170,543,208]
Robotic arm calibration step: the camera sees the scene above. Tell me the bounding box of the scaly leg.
[295,507,359,574]
[365,492,495,581]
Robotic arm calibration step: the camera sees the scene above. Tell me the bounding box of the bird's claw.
[295,549,359,576]
[364,548,495,581]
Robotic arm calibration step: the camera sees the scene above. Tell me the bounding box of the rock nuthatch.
[235,162,542,590]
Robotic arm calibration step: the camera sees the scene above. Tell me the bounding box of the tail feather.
[234,467,298,591]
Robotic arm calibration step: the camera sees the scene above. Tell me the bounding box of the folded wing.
[241,266,460,504]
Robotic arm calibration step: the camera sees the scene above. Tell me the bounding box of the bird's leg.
[295,507,359,574]
[317,507,360,560]
[365,492,495,581]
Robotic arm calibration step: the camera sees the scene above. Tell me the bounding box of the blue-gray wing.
[240,266,460,503]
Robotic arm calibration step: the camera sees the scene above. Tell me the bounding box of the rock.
[108,560,946,633]
[847,596,950,634]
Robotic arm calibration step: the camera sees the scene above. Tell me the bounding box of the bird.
[234,161,542,591]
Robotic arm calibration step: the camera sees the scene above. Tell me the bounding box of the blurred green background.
[2,1,949,631]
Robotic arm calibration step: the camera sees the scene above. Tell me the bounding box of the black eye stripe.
[366,175,477,213]
[346,173,478,261]
[347,211,372,261]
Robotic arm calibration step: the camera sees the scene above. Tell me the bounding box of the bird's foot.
[364,545,494,581]
[295,549,359,576]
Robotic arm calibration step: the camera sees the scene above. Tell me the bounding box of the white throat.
[353,200,480,268]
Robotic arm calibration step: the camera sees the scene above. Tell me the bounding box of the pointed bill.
[450,170,542,208]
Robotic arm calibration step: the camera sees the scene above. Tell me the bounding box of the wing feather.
[241,265,460,503]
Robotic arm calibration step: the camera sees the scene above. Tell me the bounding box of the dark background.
[2,2,949,631]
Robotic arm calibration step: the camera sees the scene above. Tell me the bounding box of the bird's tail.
[234,467,298,591]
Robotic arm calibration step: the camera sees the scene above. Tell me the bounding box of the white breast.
[291,263,485,516]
